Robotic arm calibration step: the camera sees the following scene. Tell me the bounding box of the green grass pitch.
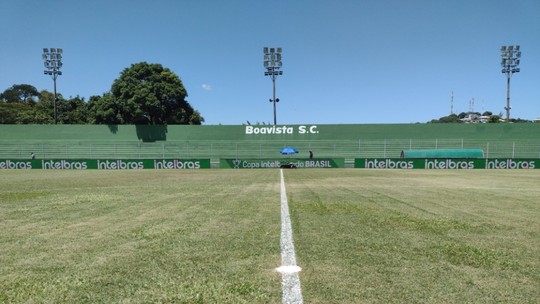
[1,169,539,303]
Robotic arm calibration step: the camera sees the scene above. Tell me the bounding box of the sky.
[1,0,539,125]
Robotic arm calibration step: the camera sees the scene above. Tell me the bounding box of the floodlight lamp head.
[263,47,268,53]
[500,46,506,51]
[43,48,49,53]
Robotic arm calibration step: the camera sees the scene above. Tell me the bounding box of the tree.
[428,113,461,123]
[488,114,501,123]
[57,96,90,124]
[1,84,39,103]
[0,102,28,123]
[0,88,51,123]
[101,62,204,125]
[90,93,124,124]
[32,90,57,124]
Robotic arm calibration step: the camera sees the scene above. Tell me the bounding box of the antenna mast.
[450,91,454,115]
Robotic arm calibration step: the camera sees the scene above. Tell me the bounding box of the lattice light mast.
[43,48,63,124]
[500,45,521,123]
[264,47,283,126]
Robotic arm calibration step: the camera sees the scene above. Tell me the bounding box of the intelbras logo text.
[485,159,535,169]
[364,159,413,169]
[245,125,319,135]
[0,160,32,169]
[42,160,88,170]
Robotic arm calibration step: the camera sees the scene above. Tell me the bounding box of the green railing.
[2,139,540,161]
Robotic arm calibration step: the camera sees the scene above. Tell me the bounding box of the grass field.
[1,169,539,303]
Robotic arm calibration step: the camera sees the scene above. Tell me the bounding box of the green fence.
[2,139,540,161]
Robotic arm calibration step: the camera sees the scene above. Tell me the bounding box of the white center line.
[278,169,303,304]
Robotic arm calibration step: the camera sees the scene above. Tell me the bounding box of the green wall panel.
[2,123,540,142]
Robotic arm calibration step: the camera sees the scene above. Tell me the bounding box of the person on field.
[309,150,313,159]
[30,152,35,159]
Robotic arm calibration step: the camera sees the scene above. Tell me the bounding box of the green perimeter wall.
[1,123,540,142]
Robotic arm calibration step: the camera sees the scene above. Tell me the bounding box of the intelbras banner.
[355,158,539,169]
[0,159,210,170]
[3,158,538,170]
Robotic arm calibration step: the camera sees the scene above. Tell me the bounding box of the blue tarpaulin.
[280,147,299,155]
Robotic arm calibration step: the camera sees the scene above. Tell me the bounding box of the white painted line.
[276,265,302,274]
[278,169,303,304]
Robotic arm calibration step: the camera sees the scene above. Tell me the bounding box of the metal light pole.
[500,45,521,123]
[264,47,283,125]
[43,48,63,124]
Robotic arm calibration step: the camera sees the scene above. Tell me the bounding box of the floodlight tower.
[42,48,63,124]
[263,47,283,126]
[500,45,521,123]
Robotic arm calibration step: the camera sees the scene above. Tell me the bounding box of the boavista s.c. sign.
[245,125,319,135]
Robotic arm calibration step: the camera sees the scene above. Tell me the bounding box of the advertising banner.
[220,158,345,169]
[354,158,539,169]
[0,159,210,170]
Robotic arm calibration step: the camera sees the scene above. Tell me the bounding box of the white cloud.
[201,84,212,91]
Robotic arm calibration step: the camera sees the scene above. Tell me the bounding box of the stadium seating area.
[1,124,540,162]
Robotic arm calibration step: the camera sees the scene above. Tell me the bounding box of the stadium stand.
[1,124,540,162]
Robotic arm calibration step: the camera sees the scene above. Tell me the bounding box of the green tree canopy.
[428,113,462,123]
[1,84,39,103]
[95,62,203,125]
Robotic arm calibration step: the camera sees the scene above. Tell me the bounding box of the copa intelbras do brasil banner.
[0,159,210,170]
[355,158,540,169]
[220,158,345,169]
